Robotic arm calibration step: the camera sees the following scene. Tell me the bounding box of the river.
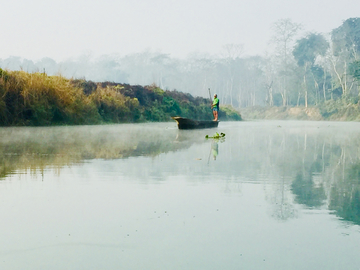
[0,120,359,270]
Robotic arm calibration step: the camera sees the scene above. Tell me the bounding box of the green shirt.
[213,97,219,108]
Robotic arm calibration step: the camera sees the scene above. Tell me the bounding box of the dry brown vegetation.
[0,69,241,126]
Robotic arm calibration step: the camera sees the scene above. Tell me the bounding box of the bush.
[90,86,137,123]
[0,70,242,125]
[219,105,242,120]
[0,71,96,125]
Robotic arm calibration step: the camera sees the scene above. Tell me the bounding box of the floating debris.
[205,132,225,139]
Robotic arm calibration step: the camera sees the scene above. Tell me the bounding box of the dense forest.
[1,18,360,112]
[0,69,241,126]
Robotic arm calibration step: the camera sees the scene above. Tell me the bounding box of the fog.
[1,121,360,269]
[1,0,359,60]
[1,16,360,108]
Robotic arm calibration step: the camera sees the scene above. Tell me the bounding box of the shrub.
[0,71,95,125]
[0,70,242,125]
[219,105,242,121]
[90,86,130,122]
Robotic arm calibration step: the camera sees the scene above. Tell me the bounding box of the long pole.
[209,88,214,120]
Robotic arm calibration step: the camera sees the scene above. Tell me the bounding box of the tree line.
[1,17,360,110]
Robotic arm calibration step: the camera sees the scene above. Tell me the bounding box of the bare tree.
[220,44,245,106]
[270,19,302,106]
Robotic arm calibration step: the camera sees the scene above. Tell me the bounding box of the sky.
[1,0,359,61]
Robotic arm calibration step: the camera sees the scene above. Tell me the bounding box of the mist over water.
[0,121,360,269]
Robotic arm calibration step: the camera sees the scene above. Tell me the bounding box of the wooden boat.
[172,117,219,130]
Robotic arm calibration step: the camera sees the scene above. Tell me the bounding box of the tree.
[350,60,360,82]
[36,57,58,75]
[270,19,302,106]
[220,44,244,106]
[293,33,329,106]
[1,56,22,71]
[331,18,360,97]
[332,17,360,59]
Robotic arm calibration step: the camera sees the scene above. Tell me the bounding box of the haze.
[1,0,359,61]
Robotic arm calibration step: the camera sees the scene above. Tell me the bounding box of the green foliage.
[219,105,242,121]
[293,33,329,66]
[332,17,360,56]
[143,102,168,122]
[0,68,10,81]
[350,60,360,82]
[161,96,181,116]
[71,79,97,95]
[0,70,241,126]
[319,97,360,121]
[318,99,360,120]
[291,173,326,208]
[272,93,283,106]
[347,163,360,182]
[205,132,225,139]
[147,84,165,96]
[0,71,97,125]
[319,100,339,118]
[90,86,134,123]
[329,163,360,225]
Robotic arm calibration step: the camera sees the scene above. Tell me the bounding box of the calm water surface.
[0,121,360,270]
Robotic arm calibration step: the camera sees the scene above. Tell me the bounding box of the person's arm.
[213,98,219,107]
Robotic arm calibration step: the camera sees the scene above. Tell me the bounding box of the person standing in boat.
[211,94,219,121]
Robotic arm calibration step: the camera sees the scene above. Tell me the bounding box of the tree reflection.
[261,127,360,222]
[2,122,360,226]
[270,176,297,221]
[291,172,326,208]
[329,163,360,225]
[211,141,219,161]
[0,125,206,180]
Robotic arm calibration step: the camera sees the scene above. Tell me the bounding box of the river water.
[0,120,359,270]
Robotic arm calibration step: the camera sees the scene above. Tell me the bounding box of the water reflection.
[291,172,327,208]
[1,121,360,226]
[215,121,360,225]
[329,163,360,225]
[0,123,207,179]
[2,121,360,270]
[211,141,218,160]
[207,138,224,163]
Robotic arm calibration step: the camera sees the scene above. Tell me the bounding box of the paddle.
[208,88,213,108]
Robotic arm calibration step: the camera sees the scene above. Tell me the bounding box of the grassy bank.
[240,99,360,121]
[240,106,322,120]
[0,69,241,126]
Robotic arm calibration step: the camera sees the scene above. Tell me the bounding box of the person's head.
[214,94,217,98]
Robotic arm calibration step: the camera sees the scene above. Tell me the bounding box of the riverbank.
[240,100,360,121]
[0,69,241,126]
[240,106,323,120]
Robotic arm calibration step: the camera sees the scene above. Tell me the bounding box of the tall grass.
[90,85,140,122]
[0,69,99,125]
[0,68,242,126]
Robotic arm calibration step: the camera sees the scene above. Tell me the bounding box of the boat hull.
[172,117,219,130]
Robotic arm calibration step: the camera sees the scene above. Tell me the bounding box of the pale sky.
[1,0,359,61]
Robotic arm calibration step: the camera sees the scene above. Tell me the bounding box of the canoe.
[172,117,219,130]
